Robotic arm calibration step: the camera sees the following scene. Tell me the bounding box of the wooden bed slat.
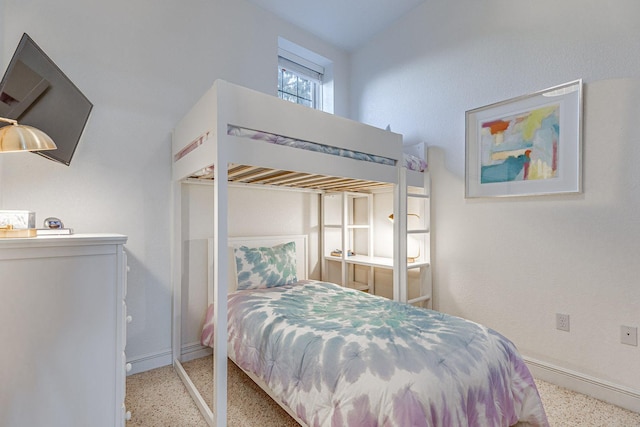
[228,165,259,178]
[277,174,342,187]
[234,168,283,183]
[191,164,392,193]
[248,171,302,185]
[261,173,323,186]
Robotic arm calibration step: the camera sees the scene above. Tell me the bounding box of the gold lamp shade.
[0,117,56,152]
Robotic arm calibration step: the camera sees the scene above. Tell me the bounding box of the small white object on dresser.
[0,233,130,427]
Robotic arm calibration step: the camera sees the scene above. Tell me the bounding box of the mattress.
[201,280,549,427]
[227,125,428,172]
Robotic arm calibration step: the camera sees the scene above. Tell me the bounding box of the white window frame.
[278,48,324,110]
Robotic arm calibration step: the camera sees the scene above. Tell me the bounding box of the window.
[277,38,333,113]
[277,54,323,110]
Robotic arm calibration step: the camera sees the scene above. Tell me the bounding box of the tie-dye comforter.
[202,280,548,427]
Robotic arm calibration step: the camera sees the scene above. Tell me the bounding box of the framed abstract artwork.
[465,80,582,198]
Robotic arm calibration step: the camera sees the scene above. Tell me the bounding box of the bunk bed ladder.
[406,144,431,308]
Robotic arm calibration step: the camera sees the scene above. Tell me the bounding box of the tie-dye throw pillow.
[235,241,297,290]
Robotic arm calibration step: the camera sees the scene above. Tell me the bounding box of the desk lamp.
[0,117,56,152]
[0,117,56,237]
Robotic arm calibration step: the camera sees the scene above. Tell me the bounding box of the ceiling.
[246,0,427,52]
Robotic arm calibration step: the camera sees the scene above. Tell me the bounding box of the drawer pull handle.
[126,363,132,372]
[125,410,132,421]
[126,315,133,324]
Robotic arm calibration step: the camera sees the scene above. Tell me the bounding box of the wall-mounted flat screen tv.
[0,33,92,165]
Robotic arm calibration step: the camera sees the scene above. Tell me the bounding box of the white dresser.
[0,234,130,427]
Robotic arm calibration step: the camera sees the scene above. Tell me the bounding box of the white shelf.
[321,170,431,308]
[407,192,429,199]
[408,294,431,305]
[349,281,371,292]
[408,228,430,234]
[325,254,429,269]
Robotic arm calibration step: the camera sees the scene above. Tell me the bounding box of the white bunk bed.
[171,80,547,426]
[172,80,421,426]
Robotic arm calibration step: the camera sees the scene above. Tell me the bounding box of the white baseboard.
[180,342,212,363]
[524,356,640,413]
[127,349,172,375]
[126,344,211,375]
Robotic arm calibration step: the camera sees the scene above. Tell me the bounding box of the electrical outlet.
[621,326,638,346]
[556,313,570,332]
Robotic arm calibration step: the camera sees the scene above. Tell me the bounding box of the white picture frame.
[465,80,583,198]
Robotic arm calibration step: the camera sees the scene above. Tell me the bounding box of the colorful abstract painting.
[465,80,582,198]
[480,105,559,183]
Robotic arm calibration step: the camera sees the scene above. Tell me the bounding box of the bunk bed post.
[320,194,324,281]
[423,144,432,309]
[212,167,229,427]
[171,179,182,363]
[341,192,349,287]
[212,86,230,427]
[393,166,408,302]
[367,194,374,294]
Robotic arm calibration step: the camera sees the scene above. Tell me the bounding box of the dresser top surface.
[0,233,128,249]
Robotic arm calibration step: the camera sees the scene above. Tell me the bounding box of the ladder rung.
[408,229,429,234]
[408,295,431,304]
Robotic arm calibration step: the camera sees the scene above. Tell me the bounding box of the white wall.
[351,0,640,408]
[0,0,349,371]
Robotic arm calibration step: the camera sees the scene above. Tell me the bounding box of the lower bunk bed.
[199,236,549,427]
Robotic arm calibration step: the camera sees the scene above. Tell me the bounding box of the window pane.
[282,70,297,96]
[298,98,312,108]
[277,65,320,109]
[277,53,323,110]
[297,79,312,99]
[281,93,297,103]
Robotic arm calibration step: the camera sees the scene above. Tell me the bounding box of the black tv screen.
[0,33,92,165]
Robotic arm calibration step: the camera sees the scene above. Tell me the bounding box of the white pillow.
[234,241,297,290]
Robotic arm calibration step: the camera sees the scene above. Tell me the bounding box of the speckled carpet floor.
[125,356,640,426]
